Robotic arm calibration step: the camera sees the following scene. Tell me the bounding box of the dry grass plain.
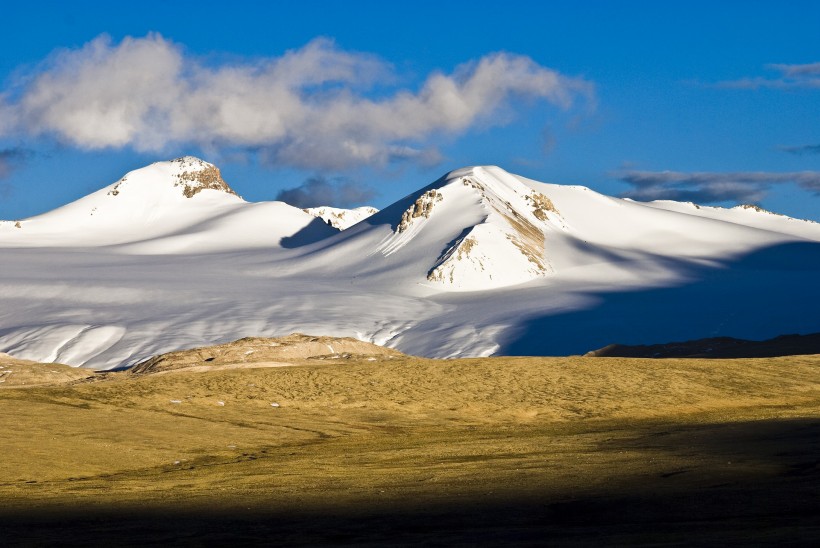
[1,352,819,545]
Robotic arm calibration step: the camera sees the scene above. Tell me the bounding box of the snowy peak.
[166,156,238,198]
[304,206,379,230]
[102,156,240,204]
[29,156,242,223]
[377,166,565,290]
[0,157,248,247]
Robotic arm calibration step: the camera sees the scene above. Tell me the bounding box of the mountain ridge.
[1,158,819,369]
[585,332,820,359]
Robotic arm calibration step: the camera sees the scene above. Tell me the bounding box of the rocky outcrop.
[172,157,238,198]
[397,189,443,233]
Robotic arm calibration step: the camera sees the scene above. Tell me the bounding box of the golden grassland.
[1,353,819,545]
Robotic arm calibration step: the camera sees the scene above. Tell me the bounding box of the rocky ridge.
[128,334,405,375]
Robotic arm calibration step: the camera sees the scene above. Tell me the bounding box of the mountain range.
[1,157,819,369]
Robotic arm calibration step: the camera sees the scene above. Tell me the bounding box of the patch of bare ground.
[497,201,548,271]
[1,351,818,545]
[525,190,559,220]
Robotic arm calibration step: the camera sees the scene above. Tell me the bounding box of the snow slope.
[637,200,820,241]
[2,160,819,369]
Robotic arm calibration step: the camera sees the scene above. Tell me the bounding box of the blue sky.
[1,0,819,221]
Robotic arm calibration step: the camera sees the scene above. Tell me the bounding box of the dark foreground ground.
[2,355,819,545]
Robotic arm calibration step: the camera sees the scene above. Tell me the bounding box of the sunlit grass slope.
[2,353,818,545]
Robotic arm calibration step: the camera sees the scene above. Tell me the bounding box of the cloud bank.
[618,170,820,204]
[0,34,593,170]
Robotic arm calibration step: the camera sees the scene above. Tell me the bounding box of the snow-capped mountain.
[304,206,379,230]
[291,165,818,291]
[290,167,568,291]
[1,158,819,369]
[375,167,563,290]
[0,157,336,252]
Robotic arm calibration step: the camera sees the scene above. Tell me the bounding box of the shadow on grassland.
[503,241,820,356]
[3,418,819,546]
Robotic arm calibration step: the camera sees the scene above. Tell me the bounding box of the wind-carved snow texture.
[2,158,820,369]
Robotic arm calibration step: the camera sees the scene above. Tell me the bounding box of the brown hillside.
[0,353,94,387]
[128,333,404,375]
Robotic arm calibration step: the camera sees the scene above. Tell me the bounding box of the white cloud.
[3,33,593,170]
[20,34,184,149]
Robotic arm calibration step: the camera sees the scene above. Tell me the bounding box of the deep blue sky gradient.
[1,1,819,220]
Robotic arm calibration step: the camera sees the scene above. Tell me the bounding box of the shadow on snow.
[501,240,820,356]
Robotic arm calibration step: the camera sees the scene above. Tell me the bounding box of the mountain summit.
[0,157,336,251]
[102,156,239,201]
[45,156,240,218]
[376,166,565,290]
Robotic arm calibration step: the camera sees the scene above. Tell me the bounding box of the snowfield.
[1,157,819,369]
